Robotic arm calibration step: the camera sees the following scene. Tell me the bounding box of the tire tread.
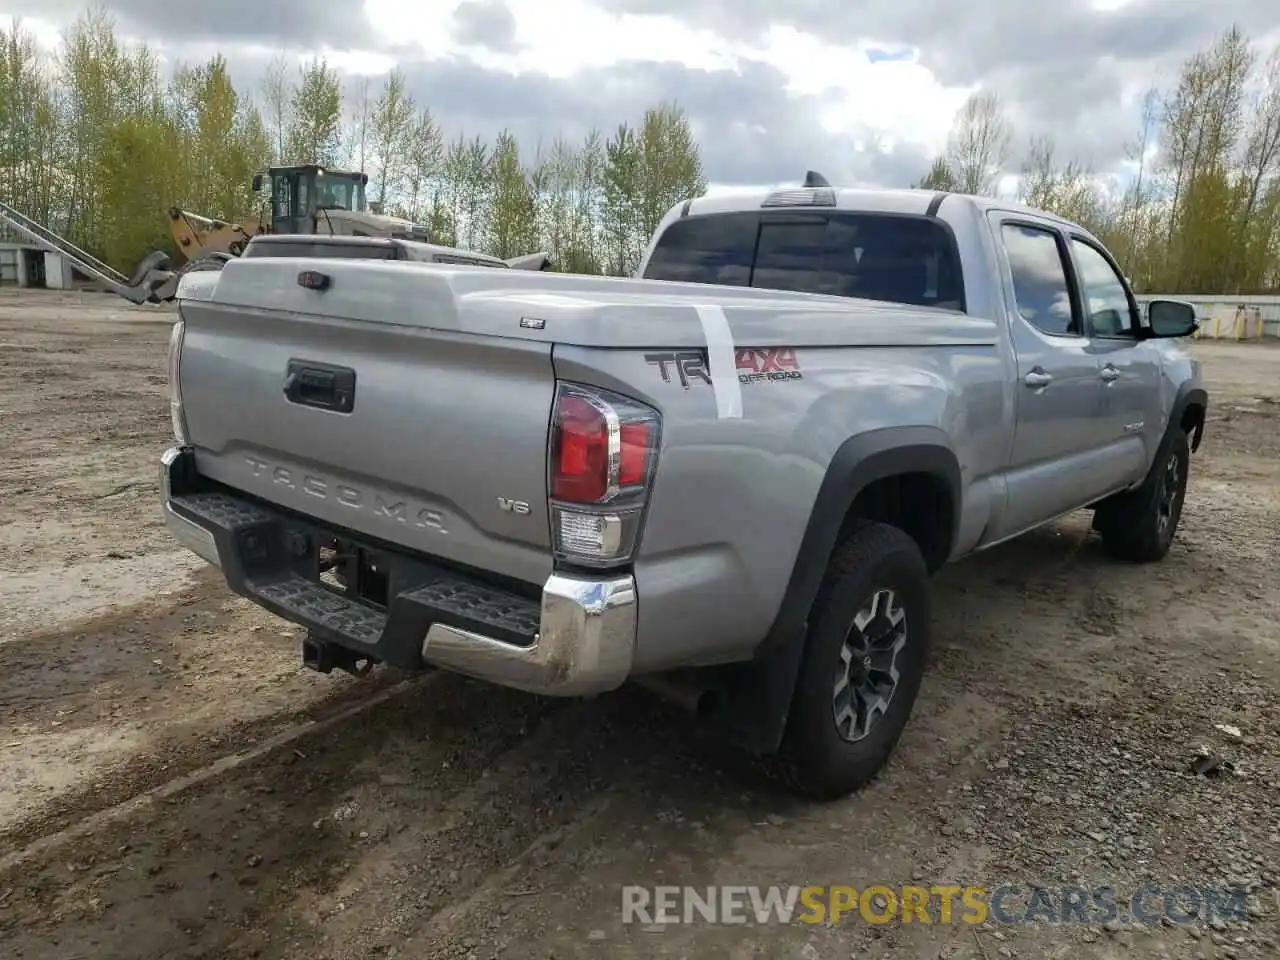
[759,520,930,800]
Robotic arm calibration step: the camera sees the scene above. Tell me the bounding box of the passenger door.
[1068,235,1162,487]
[988,218,1114,540]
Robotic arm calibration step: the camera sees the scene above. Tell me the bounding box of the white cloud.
[753,26,972,153]
[11,0,1278,190]
[13,14,61,50]
[361,0,973,170]
[11,0,970,174]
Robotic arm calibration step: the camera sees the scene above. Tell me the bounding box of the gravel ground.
[0,287,1276,959]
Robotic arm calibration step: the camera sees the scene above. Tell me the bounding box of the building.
[0,220,78,289]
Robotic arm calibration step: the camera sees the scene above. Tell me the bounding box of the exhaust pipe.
[634,670,721,717]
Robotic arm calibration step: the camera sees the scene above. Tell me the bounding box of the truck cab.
[250,165,429,241]
[252,165,367,234]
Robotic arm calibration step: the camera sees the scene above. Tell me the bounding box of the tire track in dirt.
[0,676,430,876]
[0,673,576,959]
[0,572,414,844]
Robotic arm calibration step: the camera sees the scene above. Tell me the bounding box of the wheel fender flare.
[719,427,961,756]
[1171,382,1208,453]
[763,427,961,655]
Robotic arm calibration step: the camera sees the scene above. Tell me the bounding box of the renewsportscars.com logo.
[620,884,1253,926]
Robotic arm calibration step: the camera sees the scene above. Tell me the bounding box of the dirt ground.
[0,287,1276,960]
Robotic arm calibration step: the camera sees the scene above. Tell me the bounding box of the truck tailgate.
[177,284,555,587]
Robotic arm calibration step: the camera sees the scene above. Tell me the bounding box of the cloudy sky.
[5,0,1280,190]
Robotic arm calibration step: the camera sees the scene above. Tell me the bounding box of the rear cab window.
[641,210,966,311]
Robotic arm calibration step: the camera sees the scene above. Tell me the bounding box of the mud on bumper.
[159,447,636,696]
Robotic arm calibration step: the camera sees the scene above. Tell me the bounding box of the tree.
[0,18,60,226]
[535,135,580,269]
[457,135,491,249]
[368,68,414,205]
[637,101,706,240]
[170,56,247,217]
[487,130,538,258]
[259,53,292,163]
[601,123,642,275]
[286,57,342,165]
[1233,47,1280,291]
[914,156,958,191]
[346,76,371,172]
[1017,135,1107,235]
[400,106,444,228]
[946,90,1012,196]
[565,129,605,274]
[1160,26,1254,290]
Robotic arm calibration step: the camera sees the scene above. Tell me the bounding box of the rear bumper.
[159,446,636,696]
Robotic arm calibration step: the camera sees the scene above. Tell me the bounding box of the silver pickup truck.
[159,178,1207,799]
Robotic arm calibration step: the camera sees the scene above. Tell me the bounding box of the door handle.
[1024,369,1052,388]
[283,359,357,413]
[1099,365,1120,383]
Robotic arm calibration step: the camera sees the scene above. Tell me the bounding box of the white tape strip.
[695,304,742,419]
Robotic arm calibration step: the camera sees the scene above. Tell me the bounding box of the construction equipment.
[167,207,262,262]
[0,199,174,304]
[0,162,552,305]
[150,163,551,299]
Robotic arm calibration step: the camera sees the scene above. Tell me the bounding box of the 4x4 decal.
[645,348,803,387]
[737,347,802,382]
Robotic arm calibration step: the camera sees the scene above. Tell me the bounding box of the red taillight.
[548,382,661,566]
[550,384,659,505]
[553,394,610,502]
[619,422,650,485]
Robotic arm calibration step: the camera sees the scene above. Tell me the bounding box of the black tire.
[149,254,233,303]
[769,521,932,801]
[183,253,233,273]
[1094,428,1190,563]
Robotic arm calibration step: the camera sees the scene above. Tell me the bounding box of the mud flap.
[691,621,809,755]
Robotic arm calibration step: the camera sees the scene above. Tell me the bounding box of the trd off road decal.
[644,348,802,387]
[644,350,711,388]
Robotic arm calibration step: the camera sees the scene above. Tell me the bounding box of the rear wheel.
[769,521,932,800]
[1094,428,1190,563]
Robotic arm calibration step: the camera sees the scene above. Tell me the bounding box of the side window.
[1000,224,1077,336]
[1071,239,1136,337]
[272,175,292,218]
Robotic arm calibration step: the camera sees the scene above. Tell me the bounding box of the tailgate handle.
[283,360,356,413]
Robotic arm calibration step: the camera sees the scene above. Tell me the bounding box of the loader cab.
[253,165,370,234]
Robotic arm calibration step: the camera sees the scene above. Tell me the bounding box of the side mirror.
[1146,299,1198,338]
[251,174,263,192]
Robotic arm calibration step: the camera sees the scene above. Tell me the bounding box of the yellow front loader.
[140,163,551,301]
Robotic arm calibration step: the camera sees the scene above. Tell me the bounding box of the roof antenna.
[803,170,831,188]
